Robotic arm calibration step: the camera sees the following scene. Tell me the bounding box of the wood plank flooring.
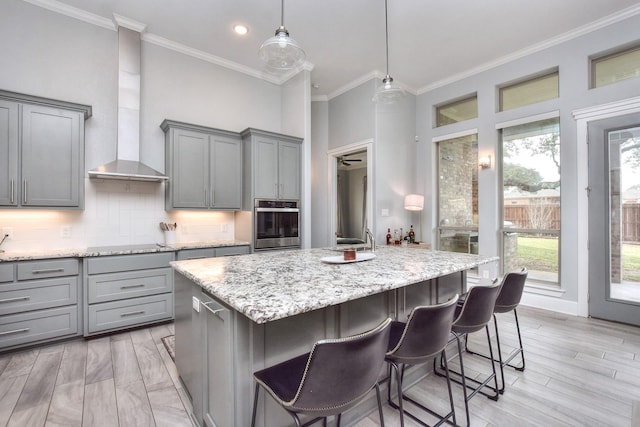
[1,306,639,426]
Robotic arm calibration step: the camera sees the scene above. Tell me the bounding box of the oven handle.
[255,208,300,213]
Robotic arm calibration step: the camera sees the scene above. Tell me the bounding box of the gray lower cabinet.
[84,252,174,335]
[176,245,250,261]
[162,119,242,211]
[0,258,81,350]
[0,90,91,208]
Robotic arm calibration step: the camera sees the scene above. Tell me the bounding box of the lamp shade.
[259,26,306,70]
[404,194,424,211]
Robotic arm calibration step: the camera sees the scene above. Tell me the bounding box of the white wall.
[310,101,329,248]
[415,12,640,310]
[0,0,292,251]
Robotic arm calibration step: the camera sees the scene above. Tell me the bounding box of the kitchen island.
[171,246,497,427]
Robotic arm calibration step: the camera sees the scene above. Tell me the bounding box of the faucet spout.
[365,228,376,253]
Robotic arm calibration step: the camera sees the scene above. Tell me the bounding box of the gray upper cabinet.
[162,120,242,210]
[0,100,18,206]
[241,128,302,203]
[0,91,91,209]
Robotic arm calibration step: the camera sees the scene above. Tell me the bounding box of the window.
[436,95,478,127]
[500,117,560,284]
[499,71,559,112]
[591,45,640,88]
[438,133,478,255]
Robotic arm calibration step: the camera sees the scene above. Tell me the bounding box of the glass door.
[588,115,640,326]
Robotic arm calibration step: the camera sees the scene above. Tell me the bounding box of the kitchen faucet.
[365,228,376,253]
[0,233,8,253]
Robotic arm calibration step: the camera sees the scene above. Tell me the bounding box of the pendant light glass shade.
[259,1,306,70]
[373,0,405,103]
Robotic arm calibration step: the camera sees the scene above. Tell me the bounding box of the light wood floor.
[1,306,639,427]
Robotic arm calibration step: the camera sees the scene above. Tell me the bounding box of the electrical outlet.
[192,296,201,312]
[482,270,489,279]
[222,223,229,232]
[1,227,13,239]
[381,209,389,217]
[60,225,72,238]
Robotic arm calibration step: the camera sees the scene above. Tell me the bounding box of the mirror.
[336,149,368,246]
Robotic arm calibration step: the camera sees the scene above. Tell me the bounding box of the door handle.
[22,180,27,204]
[0,328,30,336]
[10,180,14,205]
[200,301,226,318]
[0,296,30,304]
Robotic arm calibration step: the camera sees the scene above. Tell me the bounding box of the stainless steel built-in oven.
[254,199,300,250]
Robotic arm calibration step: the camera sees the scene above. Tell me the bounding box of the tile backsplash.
[0,179,237,252]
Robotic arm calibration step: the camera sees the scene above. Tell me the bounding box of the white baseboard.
[520,292,580,316]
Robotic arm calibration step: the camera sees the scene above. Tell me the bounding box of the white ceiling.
[36,0,640,99]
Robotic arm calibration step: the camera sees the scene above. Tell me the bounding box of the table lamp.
[404,194,424,243]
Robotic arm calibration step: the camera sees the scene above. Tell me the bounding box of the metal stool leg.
[251,382,260,427]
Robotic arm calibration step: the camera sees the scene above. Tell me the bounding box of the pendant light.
[259,0,306,70]
[373,0,405,103]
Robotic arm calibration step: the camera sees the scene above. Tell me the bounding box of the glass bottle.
[386,228,392,245]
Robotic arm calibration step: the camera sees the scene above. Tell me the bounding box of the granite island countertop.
[171,246,498,324]
[0,240,250,262]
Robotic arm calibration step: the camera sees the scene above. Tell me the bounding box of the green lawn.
[513,236,640,281]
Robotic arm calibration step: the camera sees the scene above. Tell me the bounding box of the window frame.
[498,69,559,112]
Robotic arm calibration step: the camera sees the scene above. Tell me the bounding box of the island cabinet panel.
[162,120,242,211]
[0,258,81,351]
[0,91,90,209]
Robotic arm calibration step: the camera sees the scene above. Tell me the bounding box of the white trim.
[573,97,640,318]
[417,4,640,95]
[327,140,374,246]
[431,128,478,143]
[573,96,640,120]
[495,110,560,130]
[22,0,116,30]
[326,70,418,101]
[22,0,314,88]
[520,292,578,316]
[112,13,146,33]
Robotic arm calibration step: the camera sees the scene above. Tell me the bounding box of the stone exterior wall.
[439,137,478,226]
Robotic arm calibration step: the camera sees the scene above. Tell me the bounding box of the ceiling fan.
[337,155,363,167]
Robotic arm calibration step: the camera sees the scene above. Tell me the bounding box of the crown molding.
[112,13,146,33]
[22,0,115,30]
[22,0,310,87]
[417,3,640,95]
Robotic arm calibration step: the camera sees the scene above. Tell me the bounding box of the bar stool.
[250,317,392,427]
[384,295,459,427]
[435,281,502,427]
[465,268,528,393]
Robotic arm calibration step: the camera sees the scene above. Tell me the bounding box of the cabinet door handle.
[200,301,226,318]
[10,180,14,205]
[210,190,214,207]
[120,284,145,289]
[32,268,65,274]
[274,183,278,197]
[22,180,27,204]
[204,188,208,206]
[0,296,30,304]
[0,328,30,336]
[120,310,145,317]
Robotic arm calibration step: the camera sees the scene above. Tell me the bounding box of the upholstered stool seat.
[251,318,392,427]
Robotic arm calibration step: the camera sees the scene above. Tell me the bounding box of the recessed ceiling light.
[234,24,248,35]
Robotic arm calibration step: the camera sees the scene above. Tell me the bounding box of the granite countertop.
[0,240,250,262]
[171,246,498,324]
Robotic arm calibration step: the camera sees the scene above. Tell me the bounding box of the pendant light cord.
[281,0,285,27]
[384,0,389,76]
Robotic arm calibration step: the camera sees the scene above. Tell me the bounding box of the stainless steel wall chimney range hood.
[89,17,168,182]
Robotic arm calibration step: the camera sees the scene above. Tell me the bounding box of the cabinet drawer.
[87,268,172,304]
[176,248,216,261]
[0,306,78,349]
[0,277,78,315]
[86,252,173,275]
[0,264,14,283]
[87,293,173,334]
[17,259,79,280]
[216,246,250,257]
